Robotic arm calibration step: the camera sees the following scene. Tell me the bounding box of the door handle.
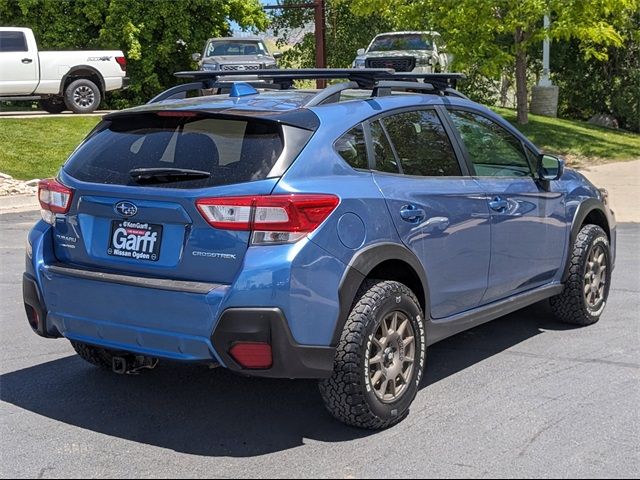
[400,205,426,223]
[489,196,509,212]
[21,58,33,64]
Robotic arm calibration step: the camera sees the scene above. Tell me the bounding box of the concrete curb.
[0,194,39,214]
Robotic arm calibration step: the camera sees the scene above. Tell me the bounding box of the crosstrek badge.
[108,220,162,261]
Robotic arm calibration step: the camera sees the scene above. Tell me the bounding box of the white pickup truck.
[0,27,128,113]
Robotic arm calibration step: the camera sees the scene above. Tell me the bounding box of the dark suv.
[24,69,615,429]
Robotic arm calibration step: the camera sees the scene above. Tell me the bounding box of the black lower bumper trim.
[211,308,336,379]
[22,273,59,338]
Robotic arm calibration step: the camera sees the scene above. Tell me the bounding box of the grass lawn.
[0,116,100,180]
[493,107,640,167]
[0,109,638,180]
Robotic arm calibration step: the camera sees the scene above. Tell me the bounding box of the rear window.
[64,114,284,189]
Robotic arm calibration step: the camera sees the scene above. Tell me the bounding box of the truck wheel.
[39,97,66,114]
[319,280,426,429]
[64,79,101,114]
[550,224,611,326]
[70,340,115,370]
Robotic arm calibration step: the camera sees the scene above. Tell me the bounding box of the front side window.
[335,125,368,170]
[381,109,462,177]
[0,31,27,52]
[448,110,532,177]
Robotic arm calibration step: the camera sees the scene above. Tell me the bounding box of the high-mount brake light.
[196,194,340,245]
[38,179,73,224]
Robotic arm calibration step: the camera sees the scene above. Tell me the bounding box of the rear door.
[56,112,290,284]
[445,108,567,302]
[369,107,491,319]
[0,30,38,95]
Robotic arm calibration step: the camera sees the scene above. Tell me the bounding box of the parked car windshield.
[369,34,433,52]
[205,40,267,57]
[64,114,284,189]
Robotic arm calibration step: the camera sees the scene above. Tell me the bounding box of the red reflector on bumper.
[229,342,273,369]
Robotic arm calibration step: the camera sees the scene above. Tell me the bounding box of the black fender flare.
[562,198,612,282]
[59,65,106,95]
[333,242,431,346]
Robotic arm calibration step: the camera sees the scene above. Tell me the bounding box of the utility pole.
[540,14,551,87]
[314,0,327,88]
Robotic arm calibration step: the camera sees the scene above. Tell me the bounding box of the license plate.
[108,220,163,262]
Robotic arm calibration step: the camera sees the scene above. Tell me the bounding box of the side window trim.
[444,106,535,178]
[361,120,376,170]
[377,118,404,174]
[434,105,471,176]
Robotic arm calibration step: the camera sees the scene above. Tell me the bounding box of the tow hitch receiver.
[112,355,159,375]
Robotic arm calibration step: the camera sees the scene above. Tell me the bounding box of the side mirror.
[273,52,283,59]
[191,52,202,62]
[357,48,366,56]
[538,154,564,181]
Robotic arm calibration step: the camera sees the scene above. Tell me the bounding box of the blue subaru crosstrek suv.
[24,69,616,429]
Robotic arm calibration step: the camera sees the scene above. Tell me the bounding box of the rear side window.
[335,125,368,170]
[64,114,284,189]
[382,109,461,177]
[0,31,27,52]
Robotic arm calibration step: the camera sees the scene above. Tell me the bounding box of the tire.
[38,96,66,114]
[63,78,101,114]
[70,340,115,370]
[550,224,611,326]
[319,280,426,429]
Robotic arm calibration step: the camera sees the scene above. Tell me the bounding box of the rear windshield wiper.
[129,167,211,184]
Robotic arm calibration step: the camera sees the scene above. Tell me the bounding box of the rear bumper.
[23,248,337,379]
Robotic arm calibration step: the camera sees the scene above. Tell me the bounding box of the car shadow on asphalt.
[1,301,577,457]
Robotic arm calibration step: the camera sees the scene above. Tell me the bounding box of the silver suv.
[192,37,281,73]
[352,31,450,73]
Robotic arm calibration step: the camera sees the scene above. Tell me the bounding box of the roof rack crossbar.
[148,69,468,105]
[174,69,397,89]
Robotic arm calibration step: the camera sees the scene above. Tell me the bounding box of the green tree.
[270,0,393,69]
[552,11,640,132]
[0,0,268,107]
[352,0,637,124]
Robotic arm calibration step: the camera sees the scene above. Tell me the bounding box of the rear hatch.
[52,111,304,284]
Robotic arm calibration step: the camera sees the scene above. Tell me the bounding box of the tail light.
[38,179,73,224]
[115,56,127,72]
[196,194,339,245]
[229,342,273,369]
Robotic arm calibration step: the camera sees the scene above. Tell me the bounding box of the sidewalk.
[579,160,640,223]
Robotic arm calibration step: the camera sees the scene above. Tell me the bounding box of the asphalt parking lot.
[1,210,638,479]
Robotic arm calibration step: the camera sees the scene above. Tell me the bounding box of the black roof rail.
[303,81,359,107]
[372,80,437,97]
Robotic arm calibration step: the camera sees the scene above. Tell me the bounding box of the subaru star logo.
[115,201,138,217]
